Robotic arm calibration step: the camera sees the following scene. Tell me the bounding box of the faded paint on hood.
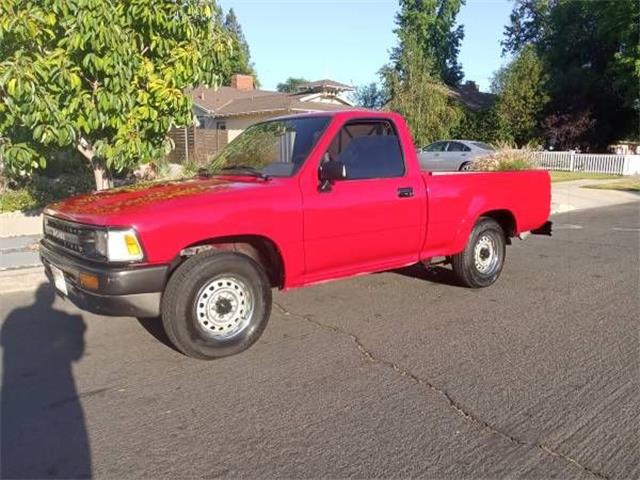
[45,176,267,225]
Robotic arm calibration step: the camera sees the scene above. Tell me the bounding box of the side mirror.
[318,160,347,192]
[319,160,347,181]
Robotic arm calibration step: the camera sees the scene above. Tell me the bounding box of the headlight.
[94,229,144,262]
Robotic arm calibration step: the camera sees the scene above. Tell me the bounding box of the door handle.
[398,187,414,198]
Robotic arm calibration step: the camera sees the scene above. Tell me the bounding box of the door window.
[446,141,471,152]
[424,141,447,152]
[325,120,405,180]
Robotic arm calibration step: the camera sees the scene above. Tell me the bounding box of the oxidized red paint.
[45,110,551,289]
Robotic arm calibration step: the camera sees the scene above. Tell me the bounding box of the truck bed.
[419,169,551,258]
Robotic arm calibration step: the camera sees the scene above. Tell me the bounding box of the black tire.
[459,161,473,171]
[161,251,272,359]
[452,217,506,288]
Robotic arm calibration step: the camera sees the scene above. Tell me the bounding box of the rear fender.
[451,208,518,253]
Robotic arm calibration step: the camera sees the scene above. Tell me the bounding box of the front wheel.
[452,217,506,288]
[162,251,272,359]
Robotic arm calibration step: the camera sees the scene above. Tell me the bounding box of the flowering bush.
[472,148,536,171]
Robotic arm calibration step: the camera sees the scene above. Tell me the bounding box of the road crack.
[274,302,609,480]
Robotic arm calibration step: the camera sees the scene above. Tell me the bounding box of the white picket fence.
[533,151,640,176]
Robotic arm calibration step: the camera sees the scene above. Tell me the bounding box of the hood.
[45,176,269,225]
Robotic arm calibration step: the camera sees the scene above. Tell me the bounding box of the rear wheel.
[162,251,272,359]
[452,217,506,288]
[459,161,473,171]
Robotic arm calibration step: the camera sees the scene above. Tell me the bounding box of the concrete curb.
[0,266,46,294]
[0,211,43,238]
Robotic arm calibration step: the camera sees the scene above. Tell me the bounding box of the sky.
[218,0,514,93]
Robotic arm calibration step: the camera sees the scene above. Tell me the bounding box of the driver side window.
[325,120,405,180]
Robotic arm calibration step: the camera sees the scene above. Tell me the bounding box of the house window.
[216,121,227,131]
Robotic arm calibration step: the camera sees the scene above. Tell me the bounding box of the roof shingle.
[189,84,353,118]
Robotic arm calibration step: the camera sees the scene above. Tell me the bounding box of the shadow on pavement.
[136,317,180,353]
[1,285,91,479]
[392,264,462,287]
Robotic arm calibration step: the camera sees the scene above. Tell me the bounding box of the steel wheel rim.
[474,234,499,274]
[195,276,254,339]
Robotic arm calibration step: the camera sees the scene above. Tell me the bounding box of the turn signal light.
[79,272,99,290]
[124,234,141,256]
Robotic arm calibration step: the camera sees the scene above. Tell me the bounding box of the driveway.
[1,204,638,479]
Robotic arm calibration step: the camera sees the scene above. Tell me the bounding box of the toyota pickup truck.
[41,111,551,359]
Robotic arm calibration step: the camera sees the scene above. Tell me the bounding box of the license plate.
[51,265,68,295]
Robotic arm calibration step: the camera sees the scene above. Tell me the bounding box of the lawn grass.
[582,179,640,192]
[549,171,621,182]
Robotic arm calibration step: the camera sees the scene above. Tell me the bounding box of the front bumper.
[40,241,168,317]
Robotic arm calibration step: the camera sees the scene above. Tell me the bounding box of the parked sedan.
[418,140,495,172]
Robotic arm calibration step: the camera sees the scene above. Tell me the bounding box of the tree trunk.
[76,139,113,190]
[92,162,113,190]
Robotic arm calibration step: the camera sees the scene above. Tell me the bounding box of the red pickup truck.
[41,111,551,359]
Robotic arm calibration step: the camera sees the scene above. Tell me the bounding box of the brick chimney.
[231,74,254,91]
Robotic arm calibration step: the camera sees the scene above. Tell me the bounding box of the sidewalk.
[0,234,41,271]
[550,179,640,214]
[0,210,42,238]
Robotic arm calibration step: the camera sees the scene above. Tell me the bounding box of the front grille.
[43,216,99,257]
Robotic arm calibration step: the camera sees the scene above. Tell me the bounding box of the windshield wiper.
[219,165,270,180]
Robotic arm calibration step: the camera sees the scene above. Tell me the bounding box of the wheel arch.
[170,234,286,288]
[480,209,517,239]
[451,208,518,254]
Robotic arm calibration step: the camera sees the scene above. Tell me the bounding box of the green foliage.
[180,159,201,177]
[384,36,463,147]
[222,8,258,86]
[0,173,94,213]
[276,77,309,93]
[351,83,388,110]
[0,0,233,186]
[501,0,552,55]
[451,108,501,144]
[393,0,465,86]
[502,0,640,150]
[491,46,549,147]
[210,121,285,170]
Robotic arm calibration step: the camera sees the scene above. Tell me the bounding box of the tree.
[501,0,554,55]
[543,110,595,150]
[384,36,463,147]
[276,77,309,93]
[502,0,639,149]
[491,46,549,147]
[351,83,387,110]
[0,0,232,189]
[393,0,465,86]
[223,8,258,86]
[451,108,501,144]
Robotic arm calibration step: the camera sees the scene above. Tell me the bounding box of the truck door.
[302,119,424,281]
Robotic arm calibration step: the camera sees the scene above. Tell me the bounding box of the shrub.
[472,148,536,171]
[0,173,94,213]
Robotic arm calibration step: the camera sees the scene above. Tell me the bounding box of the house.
[450,81,496,112]
[168,75,354,163]
[381,80,495,114]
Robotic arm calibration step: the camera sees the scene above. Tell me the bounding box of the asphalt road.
[1,204,638,479]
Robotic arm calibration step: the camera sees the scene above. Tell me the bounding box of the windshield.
[208,116,330,177]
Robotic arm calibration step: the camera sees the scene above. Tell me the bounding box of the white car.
[419,140,495,171]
